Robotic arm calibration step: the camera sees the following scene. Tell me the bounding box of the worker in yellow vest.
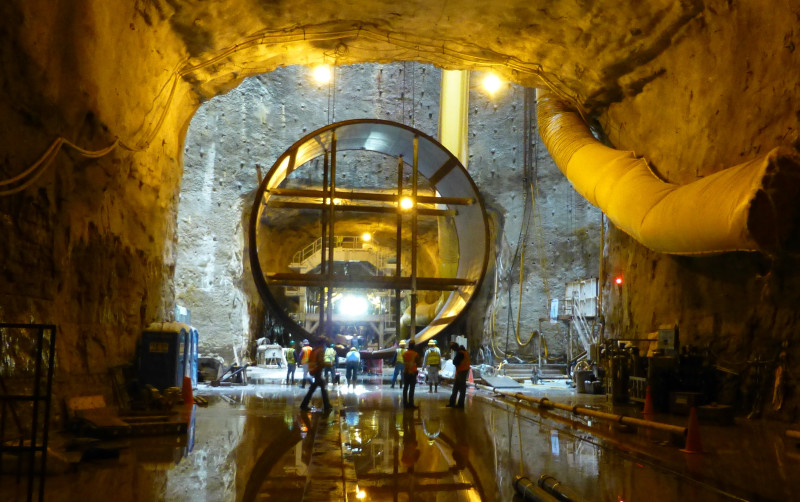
[299,339,312,388]
[423,339,442,393]
[299,338,332,412]
[284,340,297,385]
[447,342,470,409]
[390,340,407,388]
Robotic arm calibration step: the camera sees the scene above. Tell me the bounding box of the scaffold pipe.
[476,384,687,437]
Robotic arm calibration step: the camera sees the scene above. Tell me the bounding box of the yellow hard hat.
[427,340,436,346]
[399,340,407,346]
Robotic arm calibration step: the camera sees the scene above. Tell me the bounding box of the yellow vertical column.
[437,70,469,281]
[438,70,470,167]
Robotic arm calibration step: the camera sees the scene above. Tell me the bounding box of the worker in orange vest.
[402,341,420,409]
[447,342,470,409]
[299,339,312,388]
[299,338,332,412]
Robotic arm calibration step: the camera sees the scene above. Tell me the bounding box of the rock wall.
[0,0,196,410]
[177,65,602,362]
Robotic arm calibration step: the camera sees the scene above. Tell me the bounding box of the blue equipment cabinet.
[139,322,196,390]
[188,326,199,387]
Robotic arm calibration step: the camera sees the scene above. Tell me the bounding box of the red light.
[614,276,623,285]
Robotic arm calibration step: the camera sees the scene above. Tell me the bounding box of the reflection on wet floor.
[4,375,799,501]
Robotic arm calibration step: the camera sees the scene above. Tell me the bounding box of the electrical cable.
[0,138,61,187]
[0,138,119,197]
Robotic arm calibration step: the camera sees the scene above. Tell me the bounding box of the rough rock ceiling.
[8,1,798,185]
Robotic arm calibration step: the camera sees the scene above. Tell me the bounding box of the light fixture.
[482,73,502,94]
[340,295,369,316]
[361,232,371,242]
[312,65,332,84]
[399,197,414,210]
[614,276,624,286]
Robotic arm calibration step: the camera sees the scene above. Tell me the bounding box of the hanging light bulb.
[399,197,414,210]
[312,65,332,84]
[482,73,502,95]
[361,232,372,242]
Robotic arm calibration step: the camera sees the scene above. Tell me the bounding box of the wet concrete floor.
[3,369,800,501]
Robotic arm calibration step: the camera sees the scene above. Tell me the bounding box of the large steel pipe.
[513,476,560,502]
[249,119,490,344]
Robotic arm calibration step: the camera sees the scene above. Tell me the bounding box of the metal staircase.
[284,236,397,340]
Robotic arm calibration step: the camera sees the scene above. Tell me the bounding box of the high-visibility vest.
[300,345,312,364]
[403,349,418,373]
[324,347,336,366]
[457,349,471,372]
[425,347,441,366]
[396,347,406,364]
[308,347,324,373]
[285,347,296,364]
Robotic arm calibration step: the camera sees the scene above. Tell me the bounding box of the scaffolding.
[0,323,57,502]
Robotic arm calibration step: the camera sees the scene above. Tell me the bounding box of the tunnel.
[3,1,800,501]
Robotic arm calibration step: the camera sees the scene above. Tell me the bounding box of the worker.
[402,340,420,409]
[446,342,470,409]
[345,346,361,387]
[284,340,297,385]
[299,338,332,413]
[323,343,337,384]
[390,340,407,388]
[423,339,442,393]
[299,339,312,388]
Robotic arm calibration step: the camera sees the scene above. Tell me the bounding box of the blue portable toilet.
[139,322,192,390]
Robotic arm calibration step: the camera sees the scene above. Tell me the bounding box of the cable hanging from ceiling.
[505,86,538,350]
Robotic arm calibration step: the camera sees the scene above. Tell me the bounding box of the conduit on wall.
[536,89,800,255]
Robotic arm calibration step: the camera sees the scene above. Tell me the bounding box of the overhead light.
[361,232,372,242]
[312,65,332,84]
[482,73,502,94]
[340,295,368,316]
[399,197,414,210]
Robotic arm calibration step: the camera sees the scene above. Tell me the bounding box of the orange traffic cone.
[643,386,655,418]
[468,369,474,385]
[182,376,194,407]
[680,406,704,454]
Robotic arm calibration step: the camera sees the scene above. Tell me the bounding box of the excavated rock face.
[1,0,800,417]
[178,64,600,359]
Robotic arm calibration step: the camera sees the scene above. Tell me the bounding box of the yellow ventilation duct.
[536,89,800,255]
